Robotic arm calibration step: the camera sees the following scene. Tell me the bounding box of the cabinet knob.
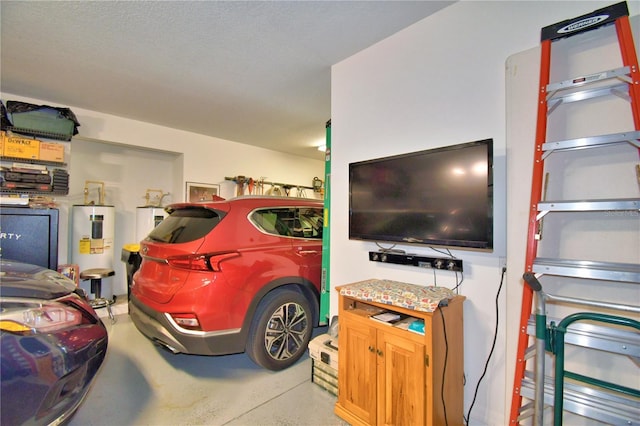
[368,345,375,352]
[376,349,383,357]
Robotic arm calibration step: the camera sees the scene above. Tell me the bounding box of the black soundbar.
[369,251,463,272]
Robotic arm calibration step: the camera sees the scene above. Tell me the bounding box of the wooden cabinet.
[334,280,465,426]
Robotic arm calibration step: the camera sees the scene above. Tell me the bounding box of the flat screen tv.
[349,139,493,251]
[0,207,59,269]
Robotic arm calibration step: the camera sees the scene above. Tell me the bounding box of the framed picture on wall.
[186,182,220,202]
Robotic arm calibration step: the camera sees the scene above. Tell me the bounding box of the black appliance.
[0,207,59,269]
[349,139,494,251]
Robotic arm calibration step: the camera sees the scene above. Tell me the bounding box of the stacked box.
[313,359,338,396]
[39,141,65,162]
[51,169,69,194]
[3,133,40,160]
[309,333,338,395]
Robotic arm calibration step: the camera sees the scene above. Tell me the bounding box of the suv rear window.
[251,207,323,239]
[147,207,223,243]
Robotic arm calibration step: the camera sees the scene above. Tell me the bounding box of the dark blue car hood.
[0,260,77,300]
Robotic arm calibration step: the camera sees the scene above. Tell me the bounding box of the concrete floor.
[69,299,347,426]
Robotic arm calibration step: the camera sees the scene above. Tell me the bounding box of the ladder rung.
[547,82,629,112]
[527,316,640,357]
[537,198,640,216]
[524,344,537,361]
[547,66,631,93]
[533,258,640,283]
[542,130,640,154]
[520,373,640,425]
[516,400,535,422]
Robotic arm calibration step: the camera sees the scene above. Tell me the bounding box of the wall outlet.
[499,257,507,270]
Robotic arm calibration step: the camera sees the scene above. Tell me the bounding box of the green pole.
[319,119,331,325]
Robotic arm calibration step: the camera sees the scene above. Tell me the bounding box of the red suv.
[129,196,323,370]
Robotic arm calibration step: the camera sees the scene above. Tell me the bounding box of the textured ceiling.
[1,1,454,159]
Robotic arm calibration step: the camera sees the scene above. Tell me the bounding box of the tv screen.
[349,139,493,251]
[0,207,59,269]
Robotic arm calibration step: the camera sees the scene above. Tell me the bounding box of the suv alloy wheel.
[246,288,312,370]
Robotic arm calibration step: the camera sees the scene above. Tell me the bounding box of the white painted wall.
[1,93,324,297]
[330,1,639,424]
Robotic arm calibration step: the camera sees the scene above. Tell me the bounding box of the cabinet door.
[377,330,426,426]
[339,317,377,425]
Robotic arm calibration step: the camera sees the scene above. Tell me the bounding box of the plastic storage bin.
[9,108,75,138]
[4,101,79,141]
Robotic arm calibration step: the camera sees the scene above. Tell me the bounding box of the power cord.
[430,246,454,257]
[464,266,506,425]
[441,307,449,426]
[375,242,398,252]
[426,247,463,293]
[451,270,464,293]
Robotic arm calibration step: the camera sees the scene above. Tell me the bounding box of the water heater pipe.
[84,180,105,205]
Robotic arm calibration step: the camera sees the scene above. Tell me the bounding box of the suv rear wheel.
[246,288,312,371]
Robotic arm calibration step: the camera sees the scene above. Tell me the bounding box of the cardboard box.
[3,134,40,160]
[39,141,65,162]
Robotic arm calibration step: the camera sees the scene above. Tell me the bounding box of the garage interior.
[71,306,345,426]
[1,1,639,425]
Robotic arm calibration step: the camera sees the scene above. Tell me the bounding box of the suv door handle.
[296,249,318,255]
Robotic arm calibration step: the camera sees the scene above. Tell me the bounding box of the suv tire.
[246,288,312,371]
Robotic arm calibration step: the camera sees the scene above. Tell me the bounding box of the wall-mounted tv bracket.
[369,251,463,272]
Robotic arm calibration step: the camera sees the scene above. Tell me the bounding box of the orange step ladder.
[509,2,640,424]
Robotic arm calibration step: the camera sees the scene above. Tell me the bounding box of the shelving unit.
[1,101,77,199]
[3,125,74,142]
[1,131,70,197]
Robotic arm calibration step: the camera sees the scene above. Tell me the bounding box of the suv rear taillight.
[166,252,240,272]
[170,313,201,330]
